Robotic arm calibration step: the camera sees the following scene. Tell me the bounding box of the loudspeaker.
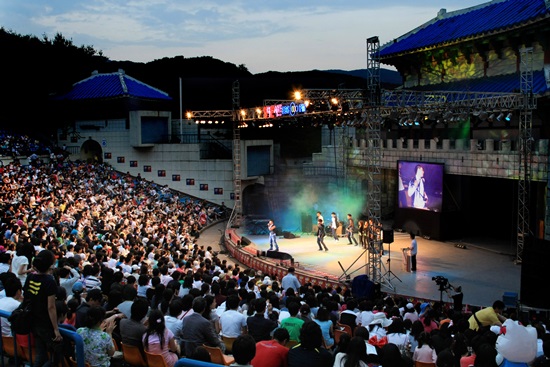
[241,236,251,246]
[266,250,293,261]
[283,231,296,239]
[383,229,394,244]
[301,214,312,233]
[521,237,550,309]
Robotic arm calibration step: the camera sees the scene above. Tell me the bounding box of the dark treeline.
[1,28,392,141]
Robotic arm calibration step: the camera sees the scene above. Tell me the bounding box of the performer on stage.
[330,212,339,241]
[268,220,279,251]
[317,218,328,251]
[316,211,324,224]
[358,219,366,249]
[407,165,428,209]
[346,214,359,246]
[409,232,418,271]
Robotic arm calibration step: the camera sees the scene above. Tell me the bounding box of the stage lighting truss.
[186,89,527,130]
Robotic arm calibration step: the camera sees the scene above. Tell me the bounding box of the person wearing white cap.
[368,312,392,339]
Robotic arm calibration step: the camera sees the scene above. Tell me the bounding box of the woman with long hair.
[314,306,334,349]
[333,336,368,367]
[201,294,220,334]
[142,309,180,367]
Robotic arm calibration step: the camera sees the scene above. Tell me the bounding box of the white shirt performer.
[408,165,428,209]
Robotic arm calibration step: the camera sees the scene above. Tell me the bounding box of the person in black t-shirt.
[24,250,62,367]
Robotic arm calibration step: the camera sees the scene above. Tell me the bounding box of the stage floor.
[234,227,521,308]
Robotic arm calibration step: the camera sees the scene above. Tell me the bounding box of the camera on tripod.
[432,275,451,291]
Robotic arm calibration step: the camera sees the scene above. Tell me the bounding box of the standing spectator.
[10,243,33,285]
[281,267,301,294]
[25,250,63,367]
[143,309,180,367]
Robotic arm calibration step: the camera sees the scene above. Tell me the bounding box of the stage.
[229,226,521,308]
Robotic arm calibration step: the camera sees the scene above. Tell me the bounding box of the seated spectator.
[251,327,290,367]
[143,309,180,367]
[230,334,256,367]
[413,331,437,364]
[333,336,368,367]
[77,306,117,367]
[281,302,304,342]
[0,272,22,336]
[120,297,149,352]
[220,294,248,338]
[247,298,278,343]
[180,296,224,356]
[288,321,333,367]
[313,306,334,349]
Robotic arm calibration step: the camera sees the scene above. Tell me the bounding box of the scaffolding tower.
[517,48,536,264]
[365,36,388,288]
[232,80,243,227]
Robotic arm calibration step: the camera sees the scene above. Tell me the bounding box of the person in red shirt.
[251,328,290,367]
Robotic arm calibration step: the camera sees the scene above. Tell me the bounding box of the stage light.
[488,113,495,122]
[186,112,192,119]
[294,91,302,100]
[479,111,488,121]
[496,113,504,122]
[505,112,513,121]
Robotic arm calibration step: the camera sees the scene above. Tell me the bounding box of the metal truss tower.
[365,36,386,287]
[232,80,243,227]
[517,48,536,264]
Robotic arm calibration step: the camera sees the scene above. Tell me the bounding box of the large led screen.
[398,161,444,212]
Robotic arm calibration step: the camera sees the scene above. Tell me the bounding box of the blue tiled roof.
[56,71,172,101]
[380,0,549,58]
[409,70,548,94]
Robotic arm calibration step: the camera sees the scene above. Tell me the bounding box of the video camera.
[432,275,450,291]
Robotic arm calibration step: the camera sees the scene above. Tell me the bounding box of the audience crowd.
[0,131,548,367]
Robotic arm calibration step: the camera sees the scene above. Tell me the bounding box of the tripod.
[383,241,402,283]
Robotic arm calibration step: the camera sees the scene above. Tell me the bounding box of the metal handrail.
[0,309,86,367]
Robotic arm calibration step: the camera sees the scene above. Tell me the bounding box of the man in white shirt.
[219,295,247,338]
[0,274,22,336]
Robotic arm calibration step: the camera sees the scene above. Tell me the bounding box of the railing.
[303,166,345,177]
[0,309,87,367]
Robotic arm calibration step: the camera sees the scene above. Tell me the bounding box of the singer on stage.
[407,165,428,209]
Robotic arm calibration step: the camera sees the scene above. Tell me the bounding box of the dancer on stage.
[317,218,328,251]
[268,220,279,251]
[346,213,359,246]
[330,212,339,241]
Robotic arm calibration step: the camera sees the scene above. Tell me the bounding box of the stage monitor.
[397,160,444,212]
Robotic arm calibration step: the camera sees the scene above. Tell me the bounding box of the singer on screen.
[407,165,428,209]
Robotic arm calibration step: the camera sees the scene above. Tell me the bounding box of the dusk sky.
[1,1,486,74]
